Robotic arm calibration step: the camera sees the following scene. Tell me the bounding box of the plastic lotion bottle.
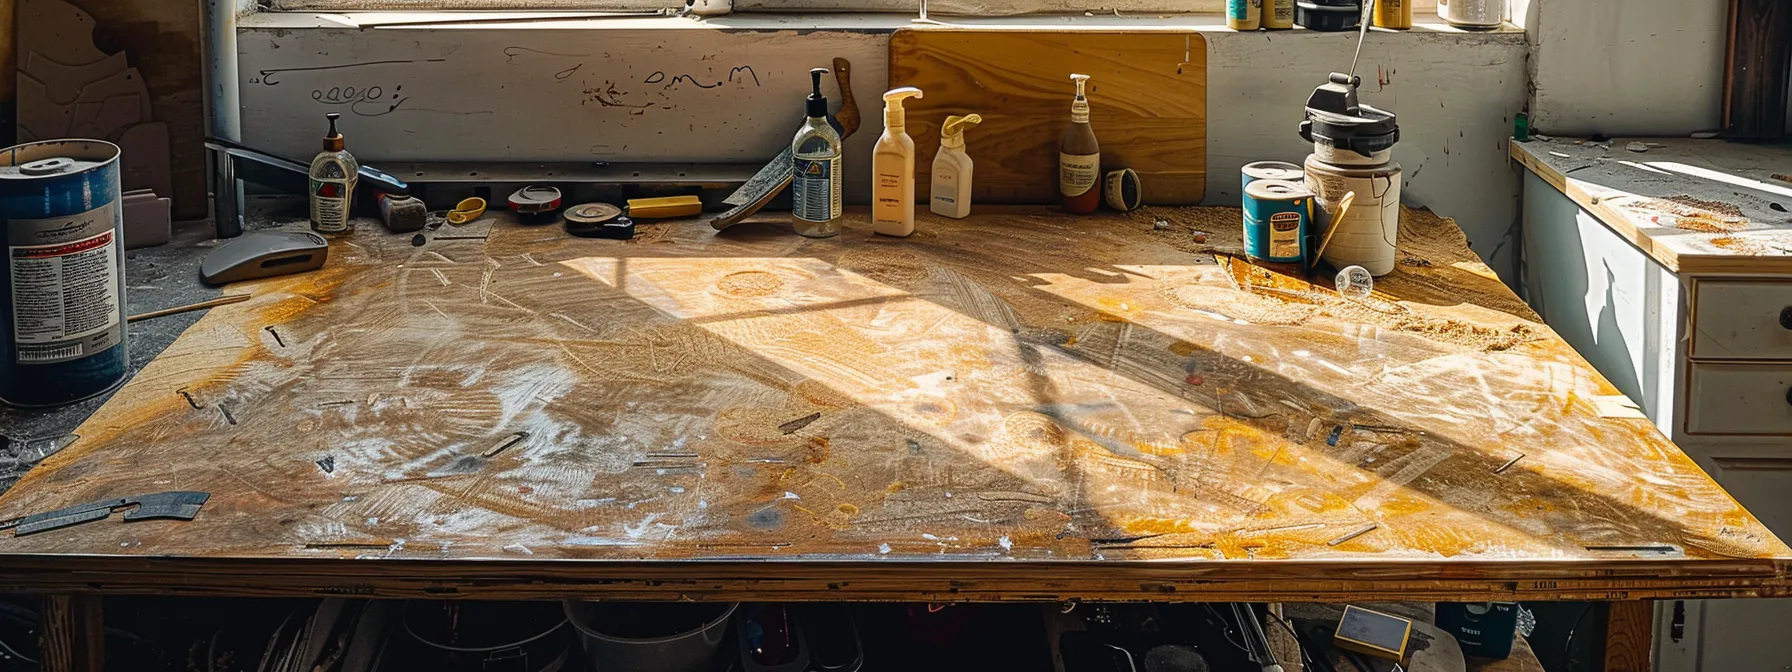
[792,67,844,238]
[873,87,924,236]
[309,112,359,233]
[930,114,982,219]
[1059,74,1100,215]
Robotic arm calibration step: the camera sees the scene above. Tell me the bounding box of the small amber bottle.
[1059,74,1100,215]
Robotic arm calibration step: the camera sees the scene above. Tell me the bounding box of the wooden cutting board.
[889,29,1206,206]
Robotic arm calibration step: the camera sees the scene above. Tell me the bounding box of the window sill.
[240,10,1521,36]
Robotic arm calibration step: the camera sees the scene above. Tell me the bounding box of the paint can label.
[7,201,122,365]
[1059,153,1100,197]
[1269,211,1303,259]
[793,156,842,223]
[1227,0,1262,19]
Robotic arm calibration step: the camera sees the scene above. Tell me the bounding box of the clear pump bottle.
[309,113,358,233]
[792,67,844,238]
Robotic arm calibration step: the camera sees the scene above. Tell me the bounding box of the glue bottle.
[309,112,358,233]
[930,114,981,219]
[792,67,844,237]
[1059,74,1101,215]
[872,87,924,237]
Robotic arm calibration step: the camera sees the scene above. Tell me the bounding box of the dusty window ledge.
[240,10,1521,36]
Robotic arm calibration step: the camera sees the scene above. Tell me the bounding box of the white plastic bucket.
[564,601,737,672]
[1305,154,1402,276]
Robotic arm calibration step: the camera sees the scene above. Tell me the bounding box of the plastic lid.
[1299,72,1399,156]
[19,157,75,176]
[806,68,829,118]
[1245,179,1313,201]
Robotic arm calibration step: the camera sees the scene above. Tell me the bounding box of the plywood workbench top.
[0,206,1785,603]
[1511,137,1792,275]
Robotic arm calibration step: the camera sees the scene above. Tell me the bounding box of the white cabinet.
[1517,138,1792,672]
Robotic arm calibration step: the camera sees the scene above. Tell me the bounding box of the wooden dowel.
[127,294,252,323]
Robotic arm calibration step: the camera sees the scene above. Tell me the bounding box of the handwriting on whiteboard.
[311,84,409,117]
[251,59,446,86]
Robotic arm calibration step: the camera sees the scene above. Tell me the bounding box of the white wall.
[1529,0,1728,135]
[238,14,1528,279]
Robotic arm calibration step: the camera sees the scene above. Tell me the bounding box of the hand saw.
[712,57,861,230]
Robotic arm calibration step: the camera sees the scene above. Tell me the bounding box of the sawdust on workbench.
[1124,205,1543,352]
[1623,195,1749,232]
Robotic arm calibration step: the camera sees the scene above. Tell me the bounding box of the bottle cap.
[323,113,344,152]
[806,68,830,118]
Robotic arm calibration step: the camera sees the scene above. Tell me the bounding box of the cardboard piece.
[68,93,144,140]
[121,189,170,249]
[16,71,72,139]
[17,0,109,68]
[67,68,155,122]
[117,122,172,200]
[24,52,129,105]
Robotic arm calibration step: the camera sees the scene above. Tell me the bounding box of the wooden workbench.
[0,206,1787,667]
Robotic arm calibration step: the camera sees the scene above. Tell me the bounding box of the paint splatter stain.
[837,503,859,517]
[746,507,786,529]
[717,270,783,297]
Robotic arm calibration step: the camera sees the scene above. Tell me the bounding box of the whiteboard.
[238,26,888,169]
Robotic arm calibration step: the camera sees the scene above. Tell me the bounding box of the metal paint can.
[1242,179,1313,264]
[1437,0,1504,28]
[1242,160,1304,194]
[1263,0,1295,28]
[0,140,128,407]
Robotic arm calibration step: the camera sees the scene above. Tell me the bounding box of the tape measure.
[507,185,563,214]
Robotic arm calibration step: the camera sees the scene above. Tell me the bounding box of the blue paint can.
[1242,179,1314,264]
[0,140,128,407]
[1241,160,1303,193]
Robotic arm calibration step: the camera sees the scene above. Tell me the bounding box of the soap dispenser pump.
[930,113,982,219]
[872,86,924,236]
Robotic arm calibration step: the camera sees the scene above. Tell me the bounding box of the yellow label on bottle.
[1060,153,1099,197]
[1269,211,1302,259]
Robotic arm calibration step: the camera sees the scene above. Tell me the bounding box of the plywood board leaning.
[890,29,1207,206]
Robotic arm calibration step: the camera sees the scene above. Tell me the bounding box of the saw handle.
[833,57,860,139]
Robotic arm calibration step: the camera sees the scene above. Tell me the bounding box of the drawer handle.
[1782,306,1792,329]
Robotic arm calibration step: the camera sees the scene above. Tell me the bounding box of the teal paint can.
[0,140,128,407]
[1242,179,1313,264]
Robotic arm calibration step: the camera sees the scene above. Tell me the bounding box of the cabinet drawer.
[1686,363,1792,435]
[1691,280,1792,359]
